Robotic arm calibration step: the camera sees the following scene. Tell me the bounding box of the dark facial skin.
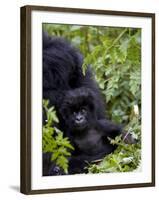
[73,107,87,126]
[68,105,94,131]
[71,107,87,129]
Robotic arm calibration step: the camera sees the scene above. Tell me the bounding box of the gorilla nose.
[75,116,84,124]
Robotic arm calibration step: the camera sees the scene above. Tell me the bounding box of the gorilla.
[43,32,106,130]
[43,87,122,175]
[59,87,122,174]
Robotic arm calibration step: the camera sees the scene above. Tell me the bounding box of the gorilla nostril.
[76,116,84,123]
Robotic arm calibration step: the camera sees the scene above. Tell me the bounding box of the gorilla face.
[60,87,97,131]
[68,106,89,131]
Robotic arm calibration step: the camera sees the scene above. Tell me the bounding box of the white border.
[31,10,152,190]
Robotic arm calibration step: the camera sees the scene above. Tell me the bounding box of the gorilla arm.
[97,119,137,144]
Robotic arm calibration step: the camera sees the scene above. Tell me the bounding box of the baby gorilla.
[59,87,122,174]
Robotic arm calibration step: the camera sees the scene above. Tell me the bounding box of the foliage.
[88,137,141,173]
[82,27,141,125]
[43,100,74,173]
[88,109,141,173]
[43,24,141,173]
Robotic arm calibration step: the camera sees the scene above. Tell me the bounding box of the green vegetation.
[43,100,74,174]
[43,24,141,173]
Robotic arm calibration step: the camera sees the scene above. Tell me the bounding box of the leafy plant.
[42,100,74,174]
[88,138,141,173]
[87,103,141,173]
[82,28,141,124]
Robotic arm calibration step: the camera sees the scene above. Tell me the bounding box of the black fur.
[42,33,122,175]
[43,32,106,127]
[43,88,122,175]
[59,88,122,174]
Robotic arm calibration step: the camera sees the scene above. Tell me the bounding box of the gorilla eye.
[81,107,86,113]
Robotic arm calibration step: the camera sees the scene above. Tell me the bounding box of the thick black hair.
[43,32,106,127]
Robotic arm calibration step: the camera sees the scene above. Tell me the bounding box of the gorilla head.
[60,87,98,132]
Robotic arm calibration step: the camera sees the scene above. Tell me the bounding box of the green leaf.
[42,99,74,172]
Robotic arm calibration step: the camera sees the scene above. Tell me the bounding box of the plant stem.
[106,28,128,52]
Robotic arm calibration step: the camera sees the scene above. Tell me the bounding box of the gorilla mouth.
[73,122,87,130]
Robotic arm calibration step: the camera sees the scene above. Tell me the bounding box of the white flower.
[134,105,139,115]
[122,157,133,164]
